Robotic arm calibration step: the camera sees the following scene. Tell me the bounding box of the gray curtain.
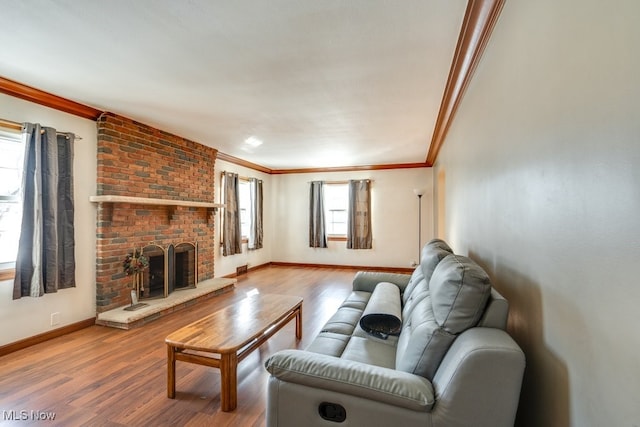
[309,181,327,248]
[347,179,372,249]
[248,178,263,250]
[222,172,242,256]
[13,123,75,299]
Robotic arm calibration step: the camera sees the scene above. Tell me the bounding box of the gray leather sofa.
[265,239,525,427]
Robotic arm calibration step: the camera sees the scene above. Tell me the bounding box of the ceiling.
[0,1,469,170]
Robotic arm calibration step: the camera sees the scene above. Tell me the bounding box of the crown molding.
[426,0,505,166]
[0,76,103,121]
[270,162,430,174]
[215,152,274,174]
[217,152,429,175]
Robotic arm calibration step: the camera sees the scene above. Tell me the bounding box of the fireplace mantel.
[90,195,224,221]
[90,195,224,209]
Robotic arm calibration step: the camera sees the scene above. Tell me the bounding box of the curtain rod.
[221,171,262,182]
[308,180,372,184]
[0,118,83,140]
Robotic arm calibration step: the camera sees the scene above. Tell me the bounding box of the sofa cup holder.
[318,402,346,423]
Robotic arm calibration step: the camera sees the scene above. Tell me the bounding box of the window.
[0,128,24,273]
[238,179,250,240]
[323,183,348,237]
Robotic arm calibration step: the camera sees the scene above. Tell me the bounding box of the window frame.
[0,124,24,280]
[221,174,254,245]
[238,178,250,242]
[323,182,349,241]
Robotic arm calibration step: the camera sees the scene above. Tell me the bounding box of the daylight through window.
[238,179,250,239]
[0,128,24,270]
[323,183,348,236]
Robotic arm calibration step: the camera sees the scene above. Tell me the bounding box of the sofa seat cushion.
[352,323,399,347]
[339,290,371,311]
[320,306,363,335]
[340,336,396,369]
[306,332,351,357]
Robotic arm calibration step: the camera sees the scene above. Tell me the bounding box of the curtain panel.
[309,181,327,248]
[13,123,76,299]
[222,172,242,256]
[347,179,372,249]
[248,178,263,250]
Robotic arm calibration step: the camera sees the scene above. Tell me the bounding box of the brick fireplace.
[94,113,218,313]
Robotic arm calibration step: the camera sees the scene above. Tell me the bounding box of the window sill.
[220,238,250,246]
[327,236,347,242]
[0,269,15,282]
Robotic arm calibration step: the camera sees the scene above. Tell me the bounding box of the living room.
[1,1,639,426]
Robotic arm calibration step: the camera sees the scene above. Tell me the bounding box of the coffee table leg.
[295,305,303,340]
[167,344,176,398]
[220,352,238,411]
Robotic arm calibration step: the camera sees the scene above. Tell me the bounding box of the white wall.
[435,1,640,425]
[0,97,433,346]
[272,168,433,268]
[213,159,273,277]
[213,163,433,274]
[0,93,97,346]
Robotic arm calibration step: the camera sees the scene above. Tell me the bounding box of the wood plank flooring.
[0,265,359,427]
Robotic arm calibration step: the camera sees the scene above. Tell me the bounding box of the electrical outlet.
[50,312,60,326]
[410,260,417,267]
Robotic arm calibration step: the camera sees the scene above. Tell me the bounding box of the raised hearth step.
[96,278,236,330]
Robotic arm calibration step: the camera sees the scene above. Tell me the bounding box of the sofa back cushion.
[401,267,425,306]
[401,278,429,322]
[430,254,492,334]
[402,239,453,305]
[395,254,492,380]
[395,297,455,380]
[477,288,509,329]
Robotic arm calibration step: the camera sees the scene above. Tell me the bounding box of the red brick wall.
[95,113,218,312]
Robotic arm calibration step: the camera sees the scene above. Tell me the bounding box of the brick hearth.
[94,113,220,317]
[95,277,235,329]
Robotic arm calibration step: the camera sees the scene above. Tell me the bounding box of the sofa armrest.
[265,349,434,411]
[431,328,525,427]
[352,271,412,293]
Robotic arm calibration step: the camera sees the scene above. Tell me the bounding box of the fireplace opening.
[147,252,165,298]
[140,242,197,299]
[175,243,197,289]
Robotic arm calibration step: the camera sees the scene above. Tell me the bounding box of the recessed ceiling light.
[244,136,263,147]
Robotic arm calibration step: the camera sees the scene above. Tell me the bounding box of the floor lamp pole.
[417,194,422,262]
[414,188,425,264]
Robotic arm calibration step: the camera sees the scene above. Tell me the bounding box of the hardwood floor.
[0,265,359,427]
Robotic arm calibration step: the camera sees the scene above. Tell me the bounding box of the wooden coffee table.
[165,293,303,411]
